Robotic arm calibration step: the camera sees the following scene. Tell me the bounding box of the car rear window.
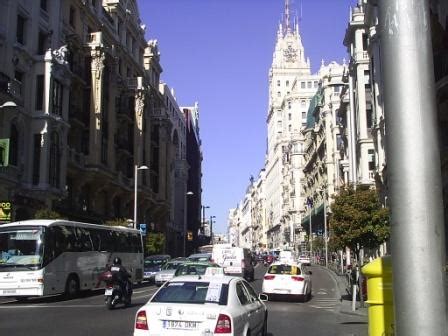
[268,264,301,275]
[151,281,229,305]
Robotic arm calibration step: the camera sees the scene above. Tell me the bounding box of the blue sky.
[137,0,357,234]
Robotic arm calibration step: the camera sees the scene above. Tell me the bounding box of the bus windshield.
[0,227,44,270]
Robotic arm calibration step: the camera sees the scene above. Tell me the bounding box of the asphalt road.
[0,264,367,336]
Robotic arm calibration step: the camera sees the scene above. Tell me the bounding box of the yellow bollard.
[361,256,394,336]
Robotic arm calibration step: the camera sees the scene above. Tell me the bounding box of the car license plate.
[224,266,241,274]
[275,289,290,294]
[163,320,198,330]
[3,289,17,294]
[104,289,113,295]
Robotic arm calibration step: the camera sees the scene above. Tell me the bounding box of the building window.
[314,81,318,88]
[35,75,44,110]
[302,111,307,119]
[16,14,26,45]
[37,30,48,55]
[288,113,291,120]
[307,81,312,89]
[277,80,280,87]
[40,0,48,11]
[69,6,76,27]
[367,107,373,128]
[277,91,281,97]
[9,124,19,166]
[301,100,306,106]
[368,149,376,171]
[49,132,61,188]
[286,80,289,87]
[51,79,63,116]
[288,124,292,132]
[288,101,291,109]
[334,85,341,93]
[15,70,24,98]
[362,33,368,51]
[301,81,305,89]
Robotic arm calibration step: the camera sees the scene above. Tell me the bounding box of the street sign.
[139,223,147,236]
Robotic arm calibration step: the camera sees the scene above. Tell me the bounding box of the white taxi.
[261,262,312,302]
[133,268,268,336]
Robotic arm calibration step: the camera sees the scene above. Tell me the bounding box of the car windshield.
[162,262,182,270]
[145,259,166,267]
[268,264,301,275]
[188,254,210,262]
[0,227,44,271]
[175,264,214,276]
[151,281,228,305]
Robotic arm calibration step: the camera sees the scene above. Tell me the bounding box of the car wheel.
[65,275,80,299]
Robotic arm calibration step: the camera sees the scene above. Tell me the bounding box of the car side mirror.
[258,293,268,302]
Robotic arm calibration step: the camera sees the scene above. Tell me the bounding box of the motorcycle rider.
[109,257,132,302]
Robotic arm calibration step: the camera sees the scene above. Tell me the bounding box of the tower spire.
[284,0,291,34]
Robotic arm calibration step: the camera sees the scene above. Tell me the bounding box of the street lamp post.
[133,165,149,229]
[201,205,209,234]
[185,191,194,256]
[323,195,328,267]
[306,197,313,263]
[316,188,328,268]
[210,215,216,244]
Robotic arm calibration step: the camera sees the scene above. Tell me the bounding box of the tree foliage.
[104,218,130,227]
[145,232,165,255]
[329,185,390,253]
[34,208,65,219]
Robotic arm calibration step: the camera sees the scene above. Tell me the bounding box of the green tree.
[329,185,390,256]
[104,218,130,227]
[145,232,165,255]
[34,208,64,219]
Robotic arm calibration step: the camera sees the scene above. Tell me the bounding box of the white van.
[278,250,296,263]
[212,244,254,281]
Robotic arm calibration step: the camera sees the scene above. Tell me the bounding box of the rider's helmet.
[113,257,122,265]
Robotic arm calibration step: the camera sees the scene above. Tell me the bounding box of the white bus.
[0,219,144,299]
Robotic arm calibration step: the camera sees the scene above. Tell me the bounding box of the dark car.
[144,254,171,282]
[263,254,276,265]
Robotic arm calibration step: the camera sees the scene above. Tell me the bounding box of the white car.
[298,254,311,266]
[134,268,268,336]
[155,258,189,286]
[262,262,312,302]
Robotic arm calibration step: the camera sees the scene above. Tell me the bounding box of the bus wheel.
[65,275,80,299]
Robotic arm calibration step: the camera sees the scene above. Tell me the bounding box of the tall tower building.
[265,0,319,250]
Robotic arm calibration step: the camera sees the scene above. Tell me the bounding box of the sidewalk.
[317,264,368,317]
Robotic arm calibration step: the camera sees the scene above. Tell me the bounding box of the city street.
[0,264,367,336]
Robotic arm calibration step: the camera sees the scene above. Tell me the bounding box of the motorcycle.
[100,270,132,310]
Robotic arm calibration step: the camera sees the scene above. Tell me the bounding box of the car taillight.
[135,310,149,330]
[214,313,232,333]
[264,275,275,280]
[291,276,304,282]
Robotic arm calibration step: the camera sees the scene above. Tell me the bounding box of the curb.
[315,264,368,317]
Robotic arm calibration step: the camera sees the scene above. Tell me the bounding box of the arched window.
[49,132,61,188]
[9,124,19,166]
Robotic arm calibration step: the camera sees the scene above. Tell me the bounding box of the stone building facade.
[0,0,202,257]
